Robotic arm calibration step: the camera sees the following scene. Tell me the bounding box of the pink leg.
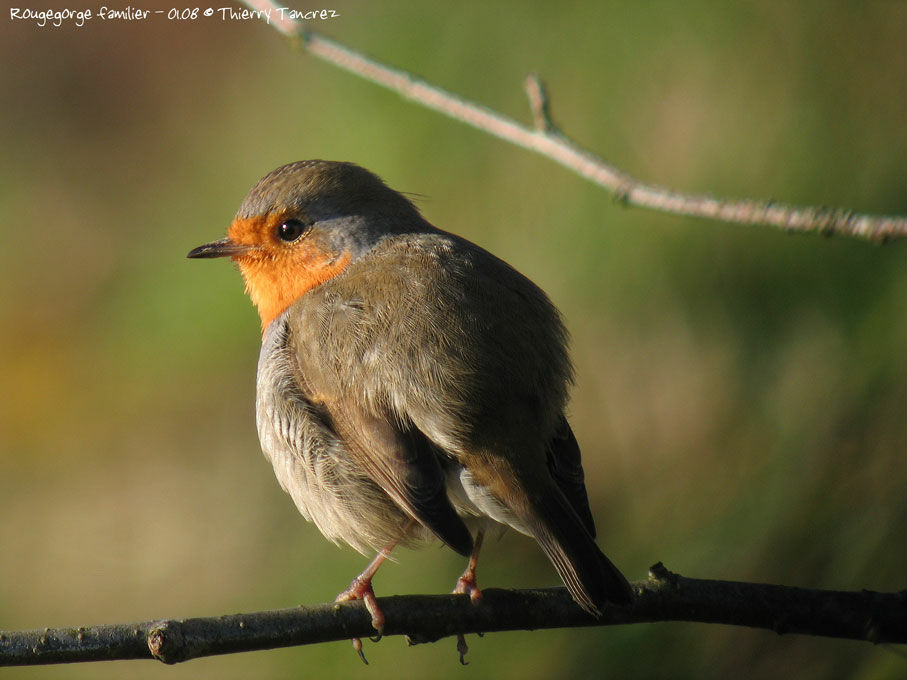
[453,529,485,665]
[453,529,485,602]
[335,522,414,664]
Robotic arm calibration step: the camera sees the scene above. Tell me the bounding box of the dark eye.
[277,219,306,242]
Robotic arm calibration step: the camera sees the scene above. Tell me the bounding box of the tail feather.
[532,489,633,613]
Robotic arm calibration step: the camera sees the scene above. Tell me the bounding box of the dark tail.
[531,489,633,613]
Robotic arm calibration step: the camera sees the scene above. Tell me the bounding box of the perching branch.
[1,564,904,666]
[240,0,907,242]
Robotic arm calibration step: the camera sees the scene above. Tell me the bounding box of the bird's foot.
[336,575,385,664]
[452,561,481,664]
[452,569,483,604]
[450,529,485,663]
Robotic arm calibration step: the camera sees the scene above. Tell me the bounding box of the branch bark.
[1,564,904,666]
[239,0,907,242]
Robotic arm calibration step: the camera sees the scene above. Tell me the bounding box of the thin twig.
[1,564,905,666]
[240,0,907,242]
[525,73,555,133]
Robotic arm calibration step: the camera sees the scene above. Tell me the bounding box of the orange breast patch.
[226,215,353,330]
[243,247,351,332]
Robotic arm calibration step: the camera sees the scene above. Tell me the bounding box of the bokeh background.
[2,1,906,678]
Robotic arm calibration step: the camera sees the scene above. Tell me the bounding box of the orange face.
[227,213,351,331]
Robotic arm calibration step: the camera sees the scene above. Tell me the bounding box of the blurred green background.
[2,1,906,678]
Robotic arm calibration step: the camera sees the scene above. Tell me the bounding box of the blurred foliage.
[1,1,906,678]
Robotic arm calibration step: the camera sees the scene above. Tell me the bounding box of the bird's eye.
[277,219,306,242]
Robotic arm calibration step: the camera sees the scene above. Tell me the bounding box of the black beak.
[187,237,251,259]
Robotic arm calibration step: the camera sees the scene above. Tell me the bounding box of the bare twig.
[525,73,556,133]
[1,564,904,666]
[240,0,907,242]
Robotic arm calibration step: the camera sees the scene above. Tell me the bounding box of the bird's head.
[188,160,426,330]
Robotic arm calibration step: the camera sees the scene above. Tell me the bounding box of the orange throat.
[237,251,352,332]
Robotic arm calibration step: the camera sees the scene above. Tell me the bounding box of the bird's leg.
[452,529,485,665]
[336,544,393,663]
[335,520,415,663]
[453,528,485,602]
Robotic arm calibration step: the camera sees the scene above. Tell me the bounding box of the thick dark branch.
[1,564,904,666]
[238,0,907,242]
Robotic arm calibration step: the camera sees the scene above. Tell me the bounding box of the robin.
[188,160,632,660]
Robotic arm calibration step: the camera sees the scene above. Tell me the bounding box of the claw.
[351,636,368,665]
[456,634,470,665]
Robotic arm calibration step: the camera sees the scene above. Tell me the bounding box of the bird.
[188,160,632,660]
